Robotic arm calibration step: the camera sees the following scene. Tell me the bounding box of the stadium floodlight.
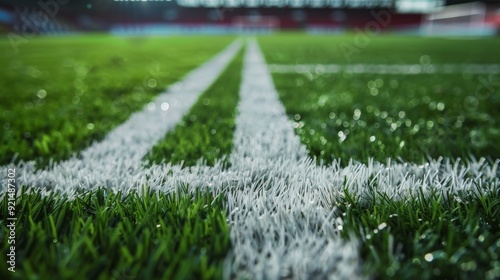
[422,2,494,37]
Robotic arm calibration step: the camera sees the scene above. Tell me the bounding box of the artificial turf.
[145,47,244,167]
[0,35,235,167]
[337,186,500,279]
[0,34,499,280]
[259,35,500,164]
[0,187,230,280]
[259,34,500,279]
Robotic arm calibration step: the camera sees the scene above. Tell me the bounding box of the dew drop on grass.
[461,261,477,271]
[318,95,328,106]
[147,102,155,111]
[329,112,335,119]
[399,141,405,148]
[156,224,161,228]
[410,64,421,74]
[211,129,216,135]
[72,96,80,104]
[161,102,169,111]
[370,88,379,96]
[203,98,211,105]
[30,68,41,78]
[429,101,437,110]
[370,136,376,142]
[420,55,431,65]
[337,225,343,231]
[405,119,412,127]
[147,78,157,88]
[425,253,434,262]
[87,123,94,130]
[338,131,346,142]
[378,222,387,230]
[294,114,301,120]
[423,95,431,104]
[478,235,485,242]
[37,89,47,99]
[437,102,445,111]
[464,96,479,111]
[353,109,361,120]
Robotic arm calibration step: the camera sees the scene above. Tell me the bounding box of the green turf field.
[1,34,499,280]
[259,34,500,279]
[259,34,500,164]
[0,35,235,167]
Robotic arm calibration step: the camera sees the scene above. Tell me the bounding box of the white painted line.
[269,63,500,75]
[1,39,498,280]
[224,40,364,280]
[1,40,242,194]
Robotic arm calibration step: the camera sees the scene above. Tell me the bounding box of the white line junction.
[1,40,499,280]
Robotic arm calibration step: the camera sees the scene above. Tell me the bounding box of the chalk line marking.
[269,63,500,75]
[223,39,364,279]
[0,40,242,194]
[1,39,498,280]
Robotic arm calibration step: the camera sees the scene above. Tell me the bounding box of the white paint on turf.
[0,40,242,194]
[1,39,499,280]
[224,40,364,280]
[269,63,500,75]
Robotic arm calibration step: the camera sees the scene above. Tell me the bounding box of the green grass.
[258,35,500,164]
[337,187,500,280]
[258,34,500,279]
[1,34,499,280]
[259,33,500,64]
[0,35,234,167]
[271,72,500,164]
[0,187,230,280]
[145,47,244,167]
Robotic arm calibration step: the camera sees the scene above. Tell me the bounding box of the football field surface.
[1,34,499,279]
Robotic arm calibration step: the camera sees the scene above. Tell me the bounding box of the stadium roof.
[2,0,498,9]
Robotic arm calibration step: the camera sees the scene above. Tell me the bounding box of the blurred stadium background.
[1,0,499,37]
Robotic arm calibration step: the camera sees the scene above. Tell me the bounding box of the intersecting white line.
[223,39,364,280]
[1,39,499,280]
[269,63,500,75]
[0,40,242,195]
